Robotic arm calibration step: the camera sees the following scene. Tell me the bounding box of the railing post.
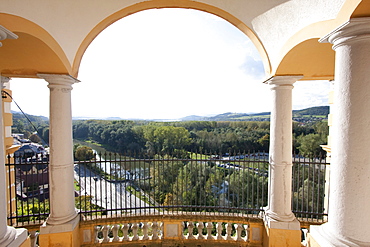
[249,221,264,245]
[163,220,184,245]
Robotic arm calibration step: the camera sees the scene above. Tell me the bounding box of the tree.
[143,126,191,153]
[228,168,268,210]
[297,133,325,157]
[149,155,184,204]
[74,145,95,161]
[258,134,269,151]
[169,162,215,209]
[29,133,41,143]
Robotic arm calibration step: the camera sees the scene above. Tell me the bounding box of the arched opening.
[72,1,271,78]
[73,8,269,120]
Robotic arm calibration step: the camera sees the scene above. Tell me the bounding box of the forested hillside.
[72,120,328,156]
[11,106,329,156]
[12,112,49,144]
[182,106,329,122]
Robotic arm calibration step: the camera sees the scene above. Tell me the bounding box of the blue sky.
[10,8,330,119]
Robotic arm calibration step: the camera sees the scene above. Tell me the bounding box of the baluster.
[181,221,185,239]
[132,222,139,240]
[30,231,39,247]
[160,222,164,238]
[197,222,205,240]
[94,225,101,243]
[302,228,309,245]
[206,222,214,240]
[112,224,120,242]
[216,222,223,240]
[235,223,243,241]
[142,222,149,240]
[226,223,233,240]
[102,225,110,243]
[122,223,129,241]
[244,224,249,242]
[187,221,195,239]
[152,221,159,240]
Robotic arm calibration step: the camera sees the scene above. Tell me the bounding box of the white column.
[0,25,27,247]
[38,74,79,229]
[0,76,27,246]
[310,17,370,246]
[264,75,302,230]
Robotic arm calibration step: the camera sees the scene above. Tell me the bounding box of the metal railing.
[6,153,49,227]
[75,151,269,220]
[6,151,328,227]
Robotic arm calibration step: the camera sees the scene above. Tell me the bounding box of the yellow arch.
[351,0,370,18]
[274,0,364,79]
[0,13,71,77]
[276,39,335,80]
[72,0,271,78]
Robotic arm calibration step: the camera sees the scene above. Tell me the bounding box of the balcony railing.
[6,151,328,228]
[79,213,264,246]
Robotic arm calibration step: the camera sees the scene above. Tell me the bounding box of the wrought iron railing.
[75,151,269,219]
[6,151,328,227]
[6,153,49,227]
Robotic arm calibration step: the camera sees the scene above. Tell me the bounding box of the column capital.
[0,76,10,89]
[264,75,303,89]
[0,25,18,47]
[320,17,370,49]
[38,74,80,90]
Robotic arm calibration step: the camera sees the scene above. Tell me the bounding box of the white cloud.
[293,80,330,110]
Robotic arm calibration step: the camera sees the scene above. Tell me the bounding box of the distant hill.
[180,106,329,122]
[12,111,49,123]
[293,106,329,116]
[11,106,330,124]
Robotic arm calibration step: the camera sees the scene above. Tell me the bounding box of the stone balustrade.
[79,214,264,246]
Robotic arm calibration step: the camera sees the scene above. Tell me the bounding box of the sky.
[10,8,330,120]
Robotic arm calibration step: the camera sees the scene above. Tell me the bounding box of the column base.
[308,224,370,247]
[263,213,301,247]
[0,227,28,247]
[39,215,80,247]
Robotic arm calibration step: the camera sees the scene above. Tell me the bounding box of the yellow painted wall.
[263,226,301,247]
[39,224,80,247]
